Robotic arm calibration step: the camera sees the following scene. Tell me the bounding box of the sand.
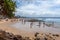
[0,19,60,40]
[0,19,34,38]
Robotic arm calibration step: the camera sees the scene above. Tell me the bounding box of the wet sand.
[0,19,34,38]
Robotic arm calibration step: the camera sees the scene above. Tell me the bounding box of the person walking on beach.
[38,22,41,28]
[21,19,24,24]
[23,20,26,24]
[30,22,33,28]
[43,22,45,27]
[52,21,54,27]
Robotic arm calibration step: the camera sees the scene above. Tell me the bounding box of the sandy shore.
[0,19,60,40]
[0,19,34,38]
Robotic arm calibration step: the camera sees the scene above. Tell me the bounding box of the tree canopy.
[4,0,16,18]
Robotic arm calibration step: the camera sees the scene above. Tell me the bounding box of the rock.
[13,37,18,40]
[52,34,59,37]
[44,37,48,40]
[0,37,6,40]
[34,37,40,40]
[35,32,39,37]
[15,35,23,40]
[0,30,58,40]
[23,37,31,40]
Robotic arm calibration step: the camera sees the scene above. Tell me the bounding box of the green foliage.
[4,0,16,18]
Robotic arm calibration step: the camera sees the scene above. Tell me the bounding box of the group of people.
[20,19,46,28]
[20,18,55,28]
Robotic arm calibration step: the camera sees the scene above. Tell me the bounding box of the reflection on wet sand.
[19,18,55,28]
[23,19,45,28]
[45,21,54,27]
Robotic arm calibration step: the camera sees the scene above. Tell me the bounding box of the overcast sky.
[15,0,60,17]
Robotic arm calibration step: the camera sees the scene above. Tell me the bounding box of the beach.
[0,19,35,38]
[0,18,60,40]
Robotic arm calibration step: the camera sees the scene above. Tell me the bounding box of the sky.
[15,0,60,17]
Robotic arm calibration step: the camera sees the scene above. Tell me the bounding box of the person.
[43,22,45,27]
[30,22,33,28]
[52,21,54,27]
[38,22,41,28]
[21,19,24,24]
[23,20,26,24]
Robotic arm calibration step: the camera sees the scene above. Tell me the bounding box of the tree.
[4,0,16,18]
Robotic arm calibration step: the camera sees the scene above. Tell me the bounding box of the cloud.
[15,0,60,17]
